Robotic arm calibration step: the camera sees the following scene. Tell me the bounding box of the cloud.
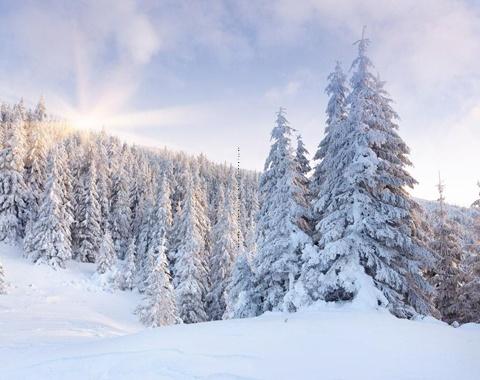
[0,0,161,114]
[260,0,480,91]
[264,80,302,103]
[0,0,478,205]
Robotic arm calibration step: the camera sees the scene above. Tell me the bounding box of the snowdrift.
[1,244,479,380]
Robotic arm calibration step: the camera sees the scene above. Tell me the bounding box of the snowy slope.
[1,244,480,380]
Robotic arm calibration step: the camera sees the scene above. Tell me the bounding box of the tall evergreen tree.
[295,134,311,189]
[56,142,74,255]
[75,153,102,263]
[302,33,436,318]
[139,175,173,291]
[207,177,240,320]
[224,252,259,319]
[121,238,137,290]
[97,229,116,274]
[137,236,180,327]
[429,176,463,323]
[95,133,111,234]
[295,134,313,233]
[472,182,480,208]
[254,108,311,313]
[458,251,480,323]
[26,148,72,268]
[0,105,28,243]
[172,172,209,324]
[110,148,132,259]
[24,100,48,218]
[310,61,348,197]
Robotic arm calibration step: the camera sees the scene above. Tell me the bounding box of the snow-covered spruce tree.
[136,195,154,292]
[0,259,6,293]
[472,182,480,209]
[429,177,463,323]
[96,229,116,274]
[26,148,72,268]
[310,61,348,198]
[194,167,212,260]
[295,134,313,234]
[95,132,112,233]
[137,236,180,327]
[295,134,311,193]
[0,104,28,243]
[224,252,259,319]
[458,250,480,323]
[58,142,75,250]
[24,99,48,218]
[302,34,436,318]
[172,171,209,324]
[138,175,172,291]
[130,157,154,245]
[75,151,102,263]
[253,108,311,313]
[207,177,240,320]
[121,238,137,290]
[34,97,47,122]
[242,178,259,256]
[109,145,132,259]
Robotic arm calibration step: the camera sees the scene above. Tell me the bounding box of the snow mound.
[1,244,480,380]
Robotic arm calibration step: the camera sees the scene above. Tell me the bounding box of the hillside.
[1,244,479,380]
[419,198,480,250]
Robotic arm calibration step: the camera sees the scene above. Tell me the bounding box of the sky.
[0,0,478,206]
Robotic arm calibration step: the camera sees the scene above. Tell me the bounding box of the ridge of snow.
[1,244,479,380]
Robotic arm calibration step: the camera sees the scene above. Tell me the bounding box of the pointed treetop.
[354,25,370,55]
[437,172,445,203]
[277,106,287,117]
[472,182,480,208]
[334,60,343,73]
[436,172,447,224]
[271,107,293,143]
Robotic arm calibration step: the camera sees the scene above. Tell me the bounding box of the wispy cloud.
[0,0,478,205]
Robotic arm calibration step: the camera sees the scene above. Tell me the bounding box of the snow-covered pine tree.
[194,167,212,261]
[295,134,311,190]
[136,195,154,292]
[66,134,84,253]
[254,108,311,313]
[138,175,172,290]
[137,236,180,327]
[472,182,480,208]
[0,103,28,243]
[0,258,6,293]
[74,149,102,262]
[56,142,74,255]
[96,229,116,274]
[172,171,209,324]
[207,175,240,320]
[24,99,48,218]
[122,238,137,290]
[34,97,47,122]
[110,145,132,259]
[295,134,313,234]
[302,32,436,318]
[243,177,259,255]
[224,252,259,319]
[429,176,463,323]
[26,147,72,268]
[95,132,112,233]
[310,61,348,198]
[458,250,480,323]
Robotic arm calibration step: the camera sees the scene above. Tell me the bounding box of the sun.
[69,111,109,131]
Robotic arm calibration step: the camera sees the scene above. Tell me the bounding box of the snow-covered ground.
[1,244,479,380]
